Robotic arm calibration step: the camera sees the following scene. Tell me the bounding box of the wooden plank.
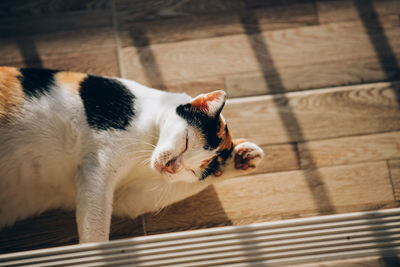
[389,160,400,202]
[223,82,400,146]
[0,27,116,64]
[245,0,316,9]
[299,131,400,169]
[254,144,299,174]
[0,0,111,18]
[0,211,144,254]
[145,161,396,234]
[114,0,317,24]
[225,54,400,97]
[0,11,113,37]
[0,0,113,37]
[4,49,120,77]
[156,76,226,97]
[114,0,246,24]
[317,0,400,24]
[120,15,400,84]
[117,3,318,47]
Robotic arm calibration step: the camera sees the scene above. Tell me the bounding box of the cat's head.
[151,90,234,183]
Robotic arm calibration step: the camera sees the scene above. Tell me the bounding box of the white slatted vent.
[1,208,400,266]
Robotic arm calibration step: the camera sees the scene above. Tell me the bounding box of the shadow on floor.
[0,209,145,254]
[353,0,400,264]
[353,0,400,107]
[240,10,336,215]
[16,37,43,68]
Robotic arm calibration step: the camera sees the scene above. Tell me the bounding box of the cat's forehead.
[176,104,232,150]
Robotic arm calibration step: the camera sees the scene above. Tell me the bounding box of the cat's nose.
[154,156,182,174]
[163,157,180,174]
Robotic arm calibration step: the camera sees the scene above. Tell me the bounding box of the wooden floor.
[1,0,400,255]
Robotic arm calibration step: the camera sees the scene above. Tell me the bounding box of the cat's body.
[0,67,263,243]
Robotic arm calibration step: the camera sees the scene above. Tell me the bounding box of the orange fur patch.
[217,117,233,151]
[55,71,87,93]
[191,91,222,111]
[233,138,247,147]
[201,159,211,169]
[0,67,24,123]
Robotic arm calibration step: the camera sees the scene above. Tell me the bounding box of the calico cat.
[0,67,264,243]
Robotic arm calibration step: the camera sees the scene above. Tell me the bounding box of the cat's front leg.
[76,157,114,243]
[214,140,264,180]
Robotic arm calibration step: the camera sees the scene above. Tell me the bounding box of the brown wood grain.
[117,3,318,47]
[244,0,316,9]
[145,161,396,235]
[156,76,226,97]
[144,186,234,234]
[225,54,400,97]
[254,144,299,174]
[317,0,400,24]
[389,159,400,202]
[223,82,400,146]
[299,131,400,169]
[114,0,247,24]
[0,11,113,37]
[0,28,116,64]
[0,0,111,18]
[5,49,121,77]
[120,15,400,84]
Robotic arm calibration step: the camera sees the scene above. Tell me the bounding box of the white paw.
[233,142,264,170]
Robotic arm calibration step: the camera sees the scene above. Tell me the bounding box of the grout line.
[139,71,400,96]
[244,158,400,181]
[257,129,400,148]
[227,80,400,104]
[115,10,400,49]
[110,0,125,78]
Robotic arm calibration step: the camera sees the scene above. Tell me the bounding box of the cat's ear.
[190,90,226,117]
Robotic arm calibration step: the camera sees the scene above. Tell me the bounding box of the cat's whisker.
[134,150,154,154]
[116,137,157,148]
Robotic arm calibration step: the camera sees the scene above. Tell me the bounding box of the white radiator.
[1,208,400,266]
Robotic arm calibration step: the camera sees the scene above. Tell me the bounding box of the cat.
[0,67,264,243]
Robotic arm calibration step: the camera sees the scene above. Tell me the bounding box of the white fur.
[0,78,263,243]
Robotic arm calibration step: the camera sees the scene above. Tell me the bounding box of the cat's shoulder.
[0,67,136,130]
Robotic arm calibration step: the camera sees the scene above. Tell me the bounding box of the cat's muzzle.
[154,156,182,174]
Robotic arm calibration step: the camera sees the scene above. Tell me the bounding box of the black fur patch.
[18,68,58,97]
[79,75,135,131]
[176,103,222,150]
[201,147,233,180]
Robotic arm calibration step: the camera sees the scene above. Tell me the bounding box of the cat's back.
[0,67,87,123]
[0,67,88,158]
[0,67,90,226]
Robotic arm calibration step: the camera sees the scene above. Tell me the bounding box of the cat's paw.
[233,141,264,171]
